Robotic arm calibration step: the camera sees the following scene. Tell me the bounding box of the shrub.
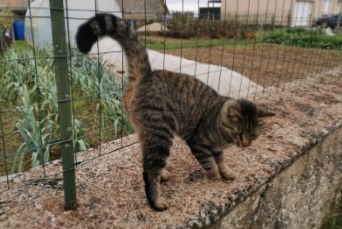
[166,16,258,40]
[263,29,342,50]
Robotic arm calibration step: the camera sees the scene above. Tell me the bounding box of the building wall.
[221,0,342,25]
[221,0,294,19]
[221,0,295,25]
[117,0,166,20]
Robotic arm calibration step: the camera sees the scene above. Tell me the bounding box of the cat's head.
[220,99,275,148]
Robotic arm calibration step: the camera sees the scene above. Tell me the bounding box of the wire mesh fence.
[0,0,342,209]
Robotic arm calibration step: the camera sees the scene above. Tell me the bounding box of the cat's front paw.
[152,197,169,211]
[206,169,222,180]
[219,167,236,180]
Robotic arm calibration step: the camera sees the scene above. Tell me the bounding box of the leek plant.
[13,85,53,172]
[0,45,131,174]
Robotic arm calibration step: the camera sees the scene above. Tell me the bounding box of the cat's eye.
[228,114,239,122]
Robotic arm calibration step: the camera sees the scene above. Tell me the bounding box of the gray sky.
[166,0,221,14]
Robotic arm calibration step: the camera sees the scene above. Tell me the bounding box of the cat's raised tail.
[76,13,151,79]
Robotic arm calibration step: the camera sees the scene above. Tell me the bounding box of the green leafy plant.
[1,45,132,174]
[70,50,133,138]
[321,198,342,229]
[13,85,54,172]
[73,118,88,153]
[0,9,13,32]
[263,29,342,50]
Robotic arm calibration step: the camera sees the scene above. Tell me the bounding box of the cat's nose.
[242,142,251,147]
[236,140,250,148]
[241,139,251,147]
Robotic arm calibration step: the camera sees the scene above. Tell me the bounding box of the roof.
[137,22,169,32]
[0,0,27,10]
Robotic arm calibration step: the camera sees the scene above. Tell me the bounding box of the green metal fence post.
[49,0,77,210]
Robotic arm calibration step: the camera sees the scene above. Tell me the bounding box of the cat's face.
[220,99,275,147]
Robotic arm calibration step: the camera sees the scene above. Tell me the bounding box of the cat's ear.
[257,108,276,119]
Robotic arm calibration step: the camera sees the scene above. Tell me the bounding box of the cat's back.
[150,70,220,106]
[132,69,224,138]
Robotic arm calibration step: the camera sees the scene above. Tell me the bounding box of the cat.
[76,13,275,211]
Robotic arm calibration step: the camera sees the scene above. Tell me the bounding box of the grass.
[143,35,259,50]
[12,40,29,49]
[321,198,342,229]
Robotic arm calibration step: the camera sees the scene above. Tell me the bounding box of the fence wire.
[0,0,342,208]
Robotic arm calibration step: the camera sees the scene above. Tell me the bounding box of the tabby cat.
[76,14,275,211]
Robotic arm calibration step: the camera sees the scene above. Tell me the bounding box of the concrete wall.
[214,127,342,229]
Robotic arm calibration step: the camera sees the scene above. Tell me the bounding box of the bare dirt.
[161,43,342,88]
[0,67,342,228]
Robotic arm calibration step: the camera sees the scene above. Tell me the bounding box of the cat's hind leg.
[160,168,170,182]
[141,131,173,211]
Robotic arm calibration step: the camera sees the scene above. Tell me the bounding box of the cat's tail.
[76,13,151,79]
